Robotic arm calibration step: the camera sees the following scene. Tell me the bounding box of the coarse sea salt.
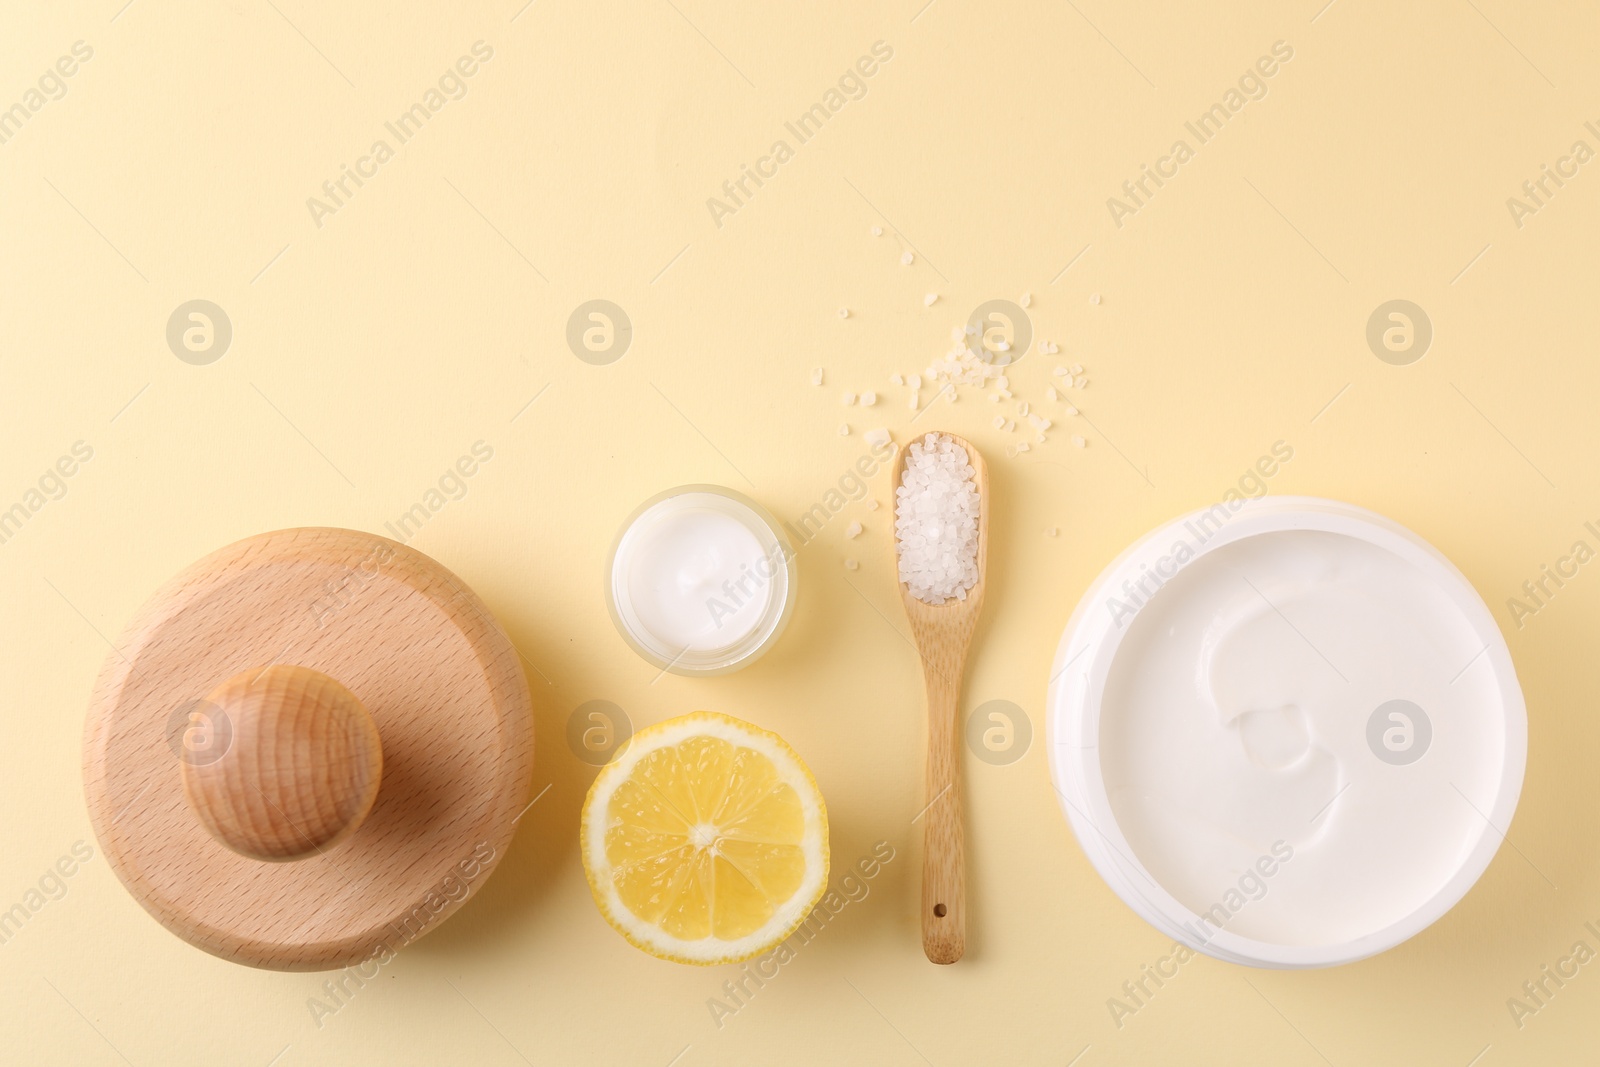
[895,432,980,605]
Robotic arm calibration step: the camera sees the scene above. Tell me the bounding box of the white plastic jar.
[1047,497,1527,968]
[606,485,796,676]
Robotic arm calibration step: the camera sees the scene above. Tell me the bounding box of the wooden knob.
[180,665,383,862]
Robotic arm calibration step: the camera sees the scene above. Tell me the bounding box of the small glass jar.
[606,485,797,676]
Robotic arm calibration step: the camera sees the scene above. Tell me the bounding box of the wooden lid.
[82,528,534,971]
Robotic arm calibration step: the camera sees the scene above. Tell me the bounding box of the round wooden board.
[82,528,534,971]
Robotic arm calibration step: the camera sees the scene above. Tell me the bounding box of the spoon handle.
[921,656,965,964]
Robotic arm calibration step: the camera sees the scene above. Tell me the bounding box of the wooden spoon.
[890,431,989,965]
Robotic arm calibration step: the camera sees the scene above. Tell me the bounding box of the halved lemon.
[581,711,829,965]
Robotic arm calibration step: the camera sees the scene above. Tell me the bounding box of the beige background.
[2,0,1597,1063]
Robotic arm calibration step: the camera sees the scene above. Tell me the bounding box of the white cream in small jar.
[1049,498,1526,968]
[606,486,796,675]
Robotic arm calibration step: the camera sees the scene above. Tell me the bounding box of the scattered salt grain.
[995,375,1009,390]
[842,392,856,406]
[950,326,965,342]
[1018,401,1030,417]
[989,395,1000,403]
[1065,405,1079,416]
[992,415,1005,429]
[1072,363,1084,375]
[1005,419,1015,432]
[839,308,850,318]
[890,373,904,386]
[861,391,877,406]
[909,374,922,390]
[839,424,850,435]
[845,521,862,539]
[895,432,981,605]
[867,499,880,511]
[1036,433,1047,444]
[812,368,825,386]
[1047,527,1059,537]
[1054,365,1070,377]
[1020,292,1032,308]
[1090,293,1101,305]
[901,251,914,265]
[871,226,883,236]
[845,559,859,570]
[944,387,957,403]
[864,428,892,449]
[1046,386,1059,402]
[1072,435,1086,448]
[909,391,919,409]
[1016,441,1031,452]
[925,293,939,306]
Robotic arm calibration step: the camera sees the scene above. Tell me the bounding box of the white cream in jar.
[606,486,796,675]
[1049,498,1526,967]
